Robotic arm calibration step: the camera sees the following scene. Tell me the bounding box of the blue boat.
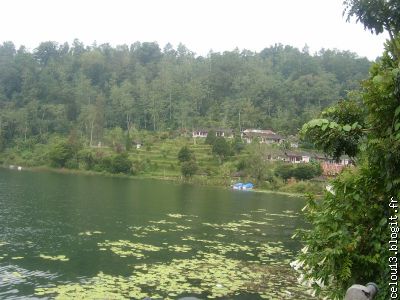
[242,183,254,190]
[232,182,244,190]
[232,182,254,191]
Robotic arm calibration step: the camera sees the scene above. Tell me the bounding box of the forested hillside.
[0,40,371,149]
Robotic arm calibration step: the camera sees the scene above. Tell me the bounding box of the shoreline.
[2,164,312,198]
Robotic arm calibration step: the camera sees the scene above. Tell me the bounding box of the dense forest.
[0,40,371,150]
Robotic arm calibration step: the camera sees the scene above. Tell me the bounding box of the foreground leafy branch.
[295,30,400,299]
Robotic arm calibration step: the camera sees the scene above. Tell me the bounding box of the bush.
[178,146,194,163]
[110,153,132,174]
[231,135,245,154]
[274,163,295,180]
[131,159,145,175]
[278,180,324,194]
[65,158,79,169]
[275,163,321,181]
[49,140,75,168]
[205,130,216,145]
[291,163,318,180]
[212,137,231,163]
[78,149,95,170]
[93,156,112,173]
[181,160,198,178]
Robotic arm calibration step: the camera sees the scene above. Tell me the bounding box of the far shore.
[1,164,318,198]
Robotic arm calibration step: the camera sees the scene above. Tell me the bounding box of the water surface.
[0,168,311,299]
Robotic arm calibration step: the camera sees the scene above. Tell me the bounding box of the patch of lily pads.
[34,252,310,299]
[33,210,310,299]
[97,240,163,259]
[39,254,69,262]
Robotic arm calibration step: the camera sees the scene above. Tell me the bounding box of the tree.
[231,135,245,154]
[110,153,132,174]
[300,99,364,160]
[344,0,400,58]
[274,163,294,181]
[181,160,198,178]
[211,137,231,163]
[177,145,198,178]
[291,163,320,180]
[0,39,374,159]
[34,41,60,66]
[204,129,216,145]
[295,35,400,300]
[48,139,75,168]
[177,146,194,163]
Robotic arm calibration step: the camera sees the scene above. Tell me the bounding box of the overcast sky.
[0,0,388,60]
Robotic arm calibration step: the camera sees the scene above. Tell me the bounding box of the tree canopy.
[0,40,372,151]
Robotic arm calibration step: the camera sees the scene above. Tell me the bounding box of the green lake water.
[0,168,313,299]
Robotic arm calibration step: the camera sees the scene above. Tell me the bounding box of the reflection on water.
[0,168,313,299]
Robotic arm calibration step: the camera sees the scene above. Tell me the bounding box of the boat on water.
[232,182,254,191]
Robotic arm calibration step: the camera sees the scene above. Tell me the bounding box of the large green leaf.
[342,125,352,132]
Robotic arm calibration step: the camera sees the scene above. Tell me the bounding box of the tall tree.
[344,0,400,58]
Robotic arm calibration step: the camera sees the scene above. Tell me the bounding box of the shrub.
[78,149,95,170]
[178,146,194,163]
[94,156,112,173]
[212,137,231,163]
[48,140,74,168]
[274,163,295,180]
[291,163,318,180]
[181,160,198,178]
[205,130,216,145]
[231,135,245,154]
[110,153,132,174]
[65,158,79,169]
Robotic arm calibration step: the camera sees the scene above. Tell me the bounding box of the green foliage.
[291,163,321,180]
[204,130,217,145]
[48,140,76,168]
[278,180,324,194]
[296,168,389,299]
[125,133,132,151]
[300,100,364,160]
[0,40,371,153]
[296,35,400,299]
[211,137,231,163]
[177,146,194,163]
[78,149,95,170]
[93,156,112,173]
[231,135,245,154]
[177,145,198,178]
[274,163,295,181]
[181,160,198,178]
[343,0,400,58]
[110,153,132,174]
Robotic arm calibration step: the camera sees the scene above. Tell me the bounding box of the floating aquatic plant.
[97,240,163,259]
[31,210,310,299]
[39,254,69,262]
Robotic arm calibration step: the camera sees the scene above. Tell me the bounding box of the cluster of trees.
[0,39,372,152]
[204,131,241,163]
[177,146,198,178]
[274,162,322,181]
[48,136,133,175]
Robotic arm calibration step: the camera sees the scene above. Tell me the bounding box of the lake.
[0,168,312,299]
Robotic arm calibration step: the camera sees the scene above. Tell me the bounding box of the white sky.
[0,0,388,60]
